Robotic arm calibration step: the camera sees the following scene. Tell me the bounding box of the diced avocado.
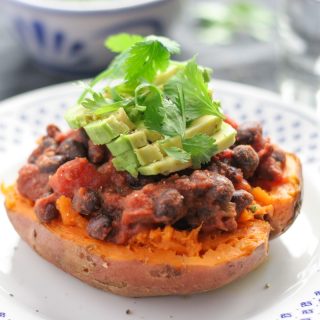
[212,122,237,154]
[158,136,182,155]
[125,165,139,177]
[145,129,163,143]
[135,144,163,166]
[135,122,163,142]
[64,104,97,129]
[138,122,235,176]
[185,115,222,138]
[126,130,148,149]
[115,150,139,166]
[138,157,191,176]
[113,160,138,177]
[112,150,139,177]
[107,135,132,156]
[112,150,139,168]
[114,108,135,130]
[105,115,130,136]
[84,119,116,145]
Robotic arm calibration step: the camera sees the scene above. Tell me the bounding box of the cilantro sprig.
[164,59,224,120]
[73,33,225,169]
[183,134,217,168]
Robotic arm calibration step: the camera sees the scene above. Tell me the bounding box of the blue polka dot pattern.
[277,126,285,133]
[274,114,283,121]
[292,121,301,128]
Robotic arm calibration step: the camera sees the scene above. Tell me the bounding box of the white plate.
[0,80,319,320]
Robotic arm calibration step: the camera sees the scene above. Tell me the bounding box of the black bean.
[189,171,215,196]
[125,173,162,190]
[57,139,87,160]
[36,154,67,173]
[208,160,243,184]
[34,196,59,223]
[231,190,253,215]
[87,140,107,164]
[206,173,235,204]
[72,188,101,216]
[72,128,89,148]
[236,122,263,146]
[154,189,184,222]
[28,137,57,163]
[232,145,259,179]
[256,156,284,182]
[125,174,143,189]
[87,214,112,240]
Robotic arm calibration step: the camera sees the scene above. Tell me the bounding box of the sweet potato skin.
[268,153,303,238]
[6,207,269,297]
[4,152,302,297]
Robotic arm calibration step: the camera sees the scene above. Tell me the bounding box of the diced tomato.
[224,116,238,129]
[121,191,154,225]
[216,149,233,160]
[49,158,108,197]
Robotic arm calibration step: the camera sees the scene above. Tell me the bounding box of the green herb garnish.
[66,33,236,176]
[183,134,217,168]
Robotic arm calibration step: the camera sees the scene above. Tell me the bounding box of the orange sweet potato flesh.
[252,153,302,237]
[3,153,302,297]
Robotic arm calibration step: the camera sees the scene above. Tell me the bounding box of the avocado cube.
[112,150,139,172]
[126,130,148,149]
[84,119,116,145]
[158,136,182,156]
[212,122,237,154]
[135,144,163,166]
[145,129,163,143]
[185,115,222,138]
[138,157,192,176]
[105,115,130,136]
[65,104,96,129]
[115,108,135,130]
[107,135,132,156]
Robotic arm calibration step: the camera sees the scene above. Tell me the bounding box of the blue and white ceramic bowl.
[3,0,181,75]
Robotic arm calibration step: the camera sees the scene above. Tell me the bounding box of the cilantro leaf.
[78,34,180,102]
[125,40,170,83]
[161,98,185,137]
[136,84,164,133]
[94,100,131,116]
[81,88,131,116]
[105,33,144,53]
[139,84,185,137]
[81,91,110,110]
[162,146,191,163]
[183,134,217,168]
[145,35,180,55]
[164,58,224,121]
[77,50,129,103]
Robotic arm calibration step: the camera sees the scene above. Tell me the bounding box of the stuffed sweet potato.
[3,34,303,297]
[3,141,302,297]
